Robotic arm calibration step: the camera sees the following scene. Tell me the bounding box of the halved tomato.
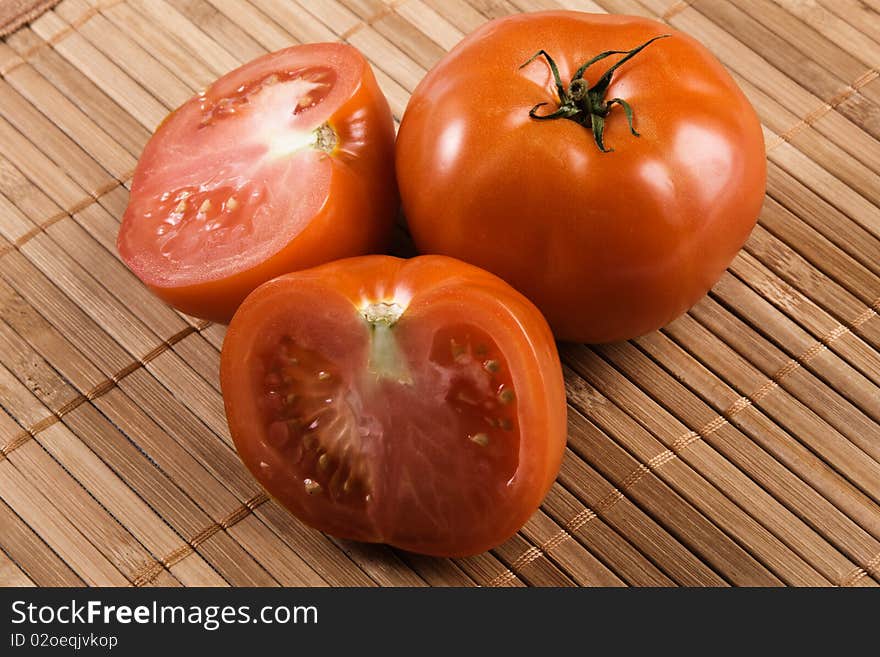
[221,255,567,557]
[118,43,397,322]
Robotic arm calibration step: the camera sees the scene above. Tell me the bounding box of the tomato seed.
[318,453,329,470]
[317,371,331,380]
[303,479,322,495]
[456,390,480,405]
[484,359,500,373]
[469,433,490,447]
[450,338,466,360]
[498,388,515,404]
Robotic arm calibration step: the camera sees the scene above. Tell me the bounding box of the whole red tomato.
[118,43,397,323]
[221,255,567,557]
[396,12,766,343]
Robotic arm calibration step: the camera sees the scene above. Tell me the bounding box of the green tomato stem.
[520,34,671,152]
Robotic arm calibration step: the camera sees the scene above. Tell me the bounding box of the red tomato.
[220,255,567,557]
[118,44,397,322]
[396,12,766,343]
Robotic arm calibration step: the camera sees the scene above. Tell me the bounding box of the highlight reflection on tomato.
[118,43,397,323]
[396,12,766,343]
[221,255,567,557]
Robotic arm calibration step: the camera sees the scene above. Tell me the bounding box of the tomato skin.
[396,12,766,343]
[221,255,567,557]
[119,44,397,323]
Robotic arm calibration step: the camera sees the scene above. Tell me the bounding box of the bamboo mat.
[0,2,61,37]
[0,0,878,588]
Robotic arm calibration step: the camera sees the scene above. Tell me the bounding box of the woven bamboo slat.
[1,0,878,587]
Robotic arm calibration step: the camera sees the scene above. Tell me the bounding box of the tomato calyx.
[521,34,670,152]
[311,123,338,153]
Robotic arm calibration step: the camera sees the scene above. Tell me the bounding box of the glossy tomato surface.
[221,255,567,557]
[119,43,397,323]
[396,12,766,343]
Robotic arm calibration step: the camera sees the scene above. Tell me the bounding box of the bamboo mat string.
[131,492,269,587]
[0,1,61,38]
[0,172,133,259]
[0,0,125,76]
[766,69,880,151]
[840,553,880,587]
[0,53,27,77]
[0,320,210,462]
[662,1,691,21]
[339,0,409,41]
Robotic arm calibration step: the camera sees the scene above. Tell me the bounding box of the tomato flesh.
[122,62,345,285]
[258,320,521,542]
[119,44,397,322]
[222,256,567,557]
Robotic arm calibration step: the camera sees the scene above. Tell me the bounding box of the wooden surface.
[0,0,879,587]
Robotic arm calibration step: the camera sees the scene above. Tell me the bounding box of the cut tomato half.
[221,255,567,557]
[118,43,397,322]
